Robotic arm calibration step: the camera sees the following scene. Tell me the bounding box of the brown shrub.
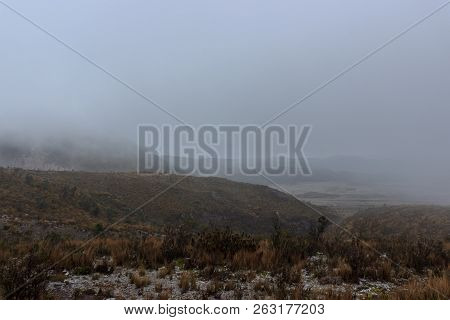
[333,258,353,282]
[179,271,197,292]
[158,289,171,300]
[290,284,306,299]
[0,253,48,300]
[158,265,173,278]
[231,240,276,271]
[130,272,150,288]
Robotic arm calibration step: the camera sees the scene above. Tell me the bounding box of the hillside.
[337,205,450,240]
[0,168,326,235]
[1,168,448,300]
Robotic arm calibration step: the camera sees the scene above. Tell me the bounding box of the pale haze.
[1,0,449,201]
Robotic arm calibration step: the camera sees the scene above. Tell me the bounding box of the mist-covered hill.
[335,205,450,240]
[0,168,333,235]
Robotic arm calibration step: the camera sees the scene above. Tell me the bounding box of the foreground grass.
[0,225,448,299]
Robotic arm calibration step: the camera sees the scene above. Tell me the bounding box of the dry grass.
[158,289,171,300]
[389,274,449,299]
[231,240,276,271]
[179,271,197,293]
[130,272,150,288]
[333,258,352,282]
[0,178,448,301]
[290,283,307,299]
[158,265,173,279]
[2,227,448,299]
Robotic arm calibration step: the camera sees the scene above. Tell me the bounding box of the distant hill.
[0,168,330,235]
[337,205,450,240]
[0,137,405,185]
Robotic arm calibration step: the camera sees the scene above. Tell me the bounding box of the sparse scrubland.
[0,168,448,300]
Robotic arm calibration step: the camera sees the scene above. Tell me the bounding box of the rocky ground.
[46,254,397,300]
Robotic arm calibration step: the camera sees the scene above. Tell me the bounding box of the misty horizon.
[1,0,450,203]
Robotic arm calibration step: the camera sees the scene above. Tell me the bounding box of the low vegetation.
[0,168,448,299]
[0,222,448,299]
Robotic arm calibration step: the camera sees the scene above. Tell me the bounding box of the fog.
[1,0,450,203]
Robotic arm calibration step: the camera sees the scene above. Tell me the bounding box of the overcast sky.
[1,0,449,169]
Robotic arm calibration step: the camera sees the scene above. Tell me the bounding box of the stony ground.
[46,254,397,300]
